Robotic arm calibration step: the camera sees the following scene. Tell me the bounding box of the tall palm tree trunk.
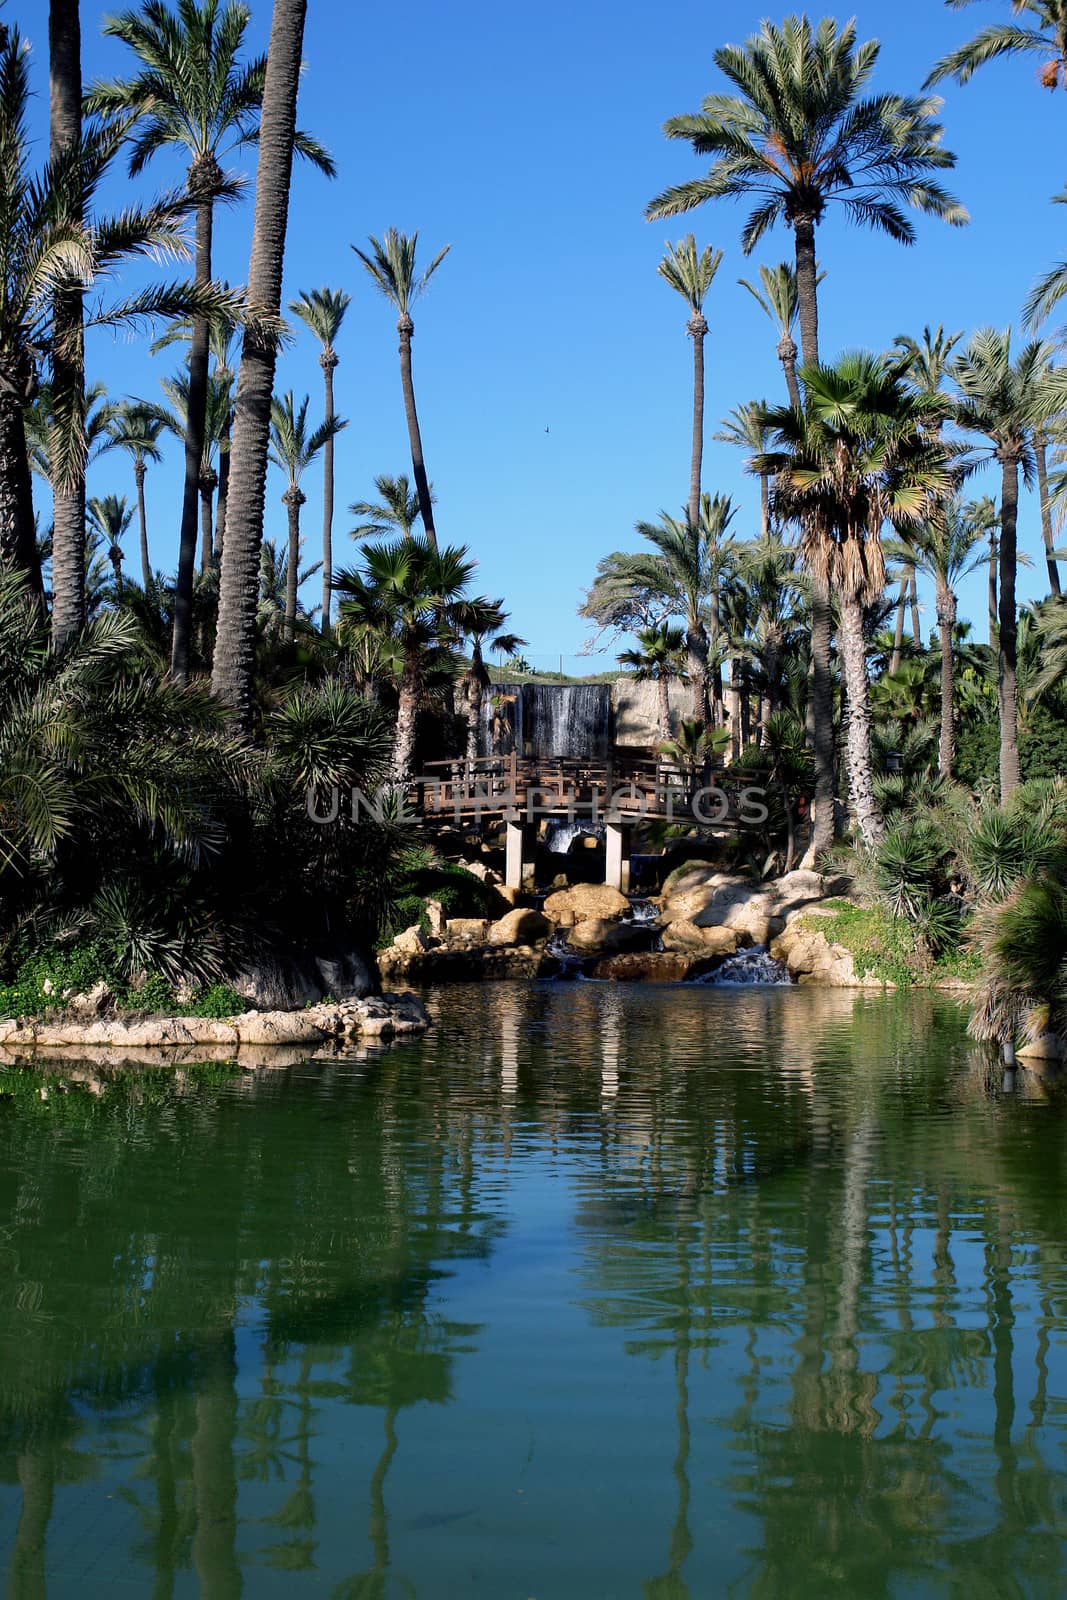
[988,531,998,647]
[172,183,215,680]
[657,671,671,740]
[936,578,956,778]
[283,486,303,640]
[687,313,706,533]
[49,0,86,646]
[134,458,151,588]
[889,575,907,675]
[320,351,337,629]
[1035,431,1062,597]
[778,333,802,409]
[465,678,481,766]
[908,570,921,647]
[199,467,216,572]
[686,621,709,722]
[211,0,308,724]
[838,599,884,847]
[0,388,43,594]
[398,315,437,550]
[998,454,1022,801]
[392,647,420,784]
[214,431,229,558]
[793,211,836,863]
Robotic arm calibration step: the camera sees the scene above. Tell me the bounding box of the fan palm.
[106,402,164,588]
[951,329,1067,799]
[87,0,334,682]
[657,236,724,536]
[618,623,687,739]
[647,14,966,861]
[452,597,527,765]
[757,353,954,847]
[269,392,346,641]
[289,287,350,632]
[334,539,475,784]
[351,230,450,550]
[350,473,429,541]
[212,0,317,724]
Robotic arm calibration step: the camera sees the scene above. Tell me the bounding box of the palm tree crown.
[646,15,967,247]
[268,391,343,490]
[289,286,351,358]
[351,228,451,320]
[350,474,430,541]
[657,235,724,323]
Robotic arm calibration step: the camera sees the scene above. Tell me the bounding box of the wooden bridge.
[408,755,749,890]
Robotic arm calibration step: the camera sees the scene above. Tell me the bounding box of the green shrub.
[189,984,245,1018]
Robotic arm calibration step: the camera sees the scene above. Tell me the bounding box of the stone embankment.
[0,993,430,1069]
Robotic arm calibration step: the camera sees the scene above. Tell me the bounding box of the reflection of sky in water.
[1,984,1066,1597]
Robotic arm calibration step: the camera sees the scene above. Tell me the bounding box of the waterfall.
[544,819,605,854]
[521,684,611,759]
[698,946,793,986]
[478,684,611,760]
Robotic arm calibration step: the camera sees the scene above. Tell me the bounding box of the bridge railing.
[409,754,728,819]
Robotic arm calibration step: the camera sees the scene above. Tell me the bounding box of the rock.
[1018,1030,1067,1061]
[542,883,630,927]
[486,908,553,946]
[444,917,491,945]
[66,981,113,1016]
[232,955,323,1011]
[233,1011,328,1046]
[592,952,700,983]
[770,922,885,988]
[565,919,652,955]
[424,900,447,939]
[661,921,739,956]
[495,885,521,908]
[392,924,430,956]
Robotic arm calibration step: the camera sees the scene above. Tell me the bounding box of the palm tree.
[334,539,475,784]
[452,597,527,766]
[757,353,953,848]
[150,369,235,574]
[257,535,321,637]
[647,14,966,862]
[657,236,724,539]
[87,494,133,598]
[888,501,987,777]
[349,473,428,541]
[715,401,773,537]
[268,391,345,640]
[351,230,450,549]
[732,533,803,738]
[211,0,314,723]
[87,0,335,683]
[48,0,86,645]
[0,30,238,621]
[618,623,687,739]
[927,0,1067,92]
[952,329,1067,800]
[107,403,164,588]
[738,262,820,408]
[289,287,351,632]
[628,496,736,723]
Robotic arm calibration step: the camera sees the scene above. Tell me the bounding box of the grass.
[795,899,981,989]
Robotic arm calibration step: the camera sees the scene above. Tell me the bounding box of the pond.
[1,983,1067,1598]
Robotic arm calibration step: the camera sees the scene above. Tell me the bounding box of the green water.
[1,983,1067,1597]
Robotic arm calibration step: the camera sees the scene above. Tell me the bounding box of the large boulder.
[393,924,431,956]
[592,952,703,983]
[565,918,651,955]
[444,917,491,946]
[313,945,375,1000]
[542,883,630,927]
[770,921,884,988]
[486,908,554,947]
[661,921,739,957]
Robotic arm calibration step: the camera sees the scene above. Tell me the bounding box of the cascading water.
[545,819,605,855]
[698,946,793,986]
[521,684,612,760]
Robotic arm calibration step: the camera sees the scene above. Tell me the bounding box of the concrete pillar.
[605,821,631,893]
[505,821,536,891]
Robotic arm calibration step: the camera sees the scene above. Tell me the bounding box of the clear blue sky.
[25,0,1067,670]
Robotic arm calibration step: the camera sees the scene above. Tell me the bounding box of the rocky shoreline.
[375,866,901,989]
[0,992,430,1068]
